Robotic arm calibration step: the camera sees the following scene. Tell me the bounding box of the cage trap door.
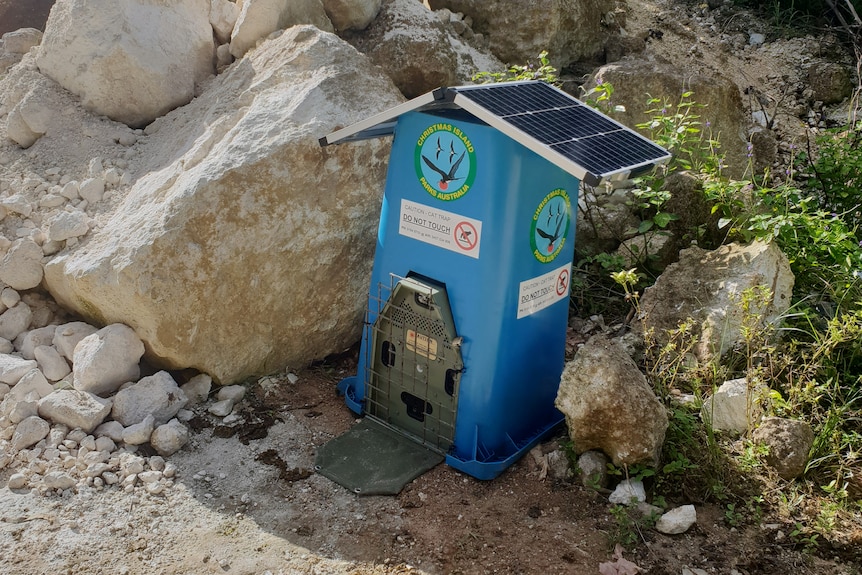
[367,276,462,452]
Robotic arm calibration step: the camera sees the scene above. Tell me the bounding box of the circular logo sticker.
[530,189,571,263]
[415,123,476,201]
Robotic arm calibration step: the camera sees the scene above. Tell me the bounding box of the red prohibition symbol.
[454,221,478,251]
[556,268,570,296]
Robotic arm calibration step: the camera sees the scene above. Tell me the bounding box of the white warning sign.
[399,199,482,259]
[517,263,572,319]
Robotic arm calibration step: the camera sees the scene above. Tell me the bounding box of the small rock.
[150,419,189,456]
[34,345,72,381]
[43,471,77,491]
[702,378,767,433]
[123,415,155,445]
[216,384,246,403]
[16,325,57,360]
[94,420,124,442]
[180,373,212,406]
[655,505,697,534]
[0,302,33,342]
[148,455,166,471]
[38,389,113,433]
[12,415,50,450]
[46,210,90,242]
[0,287,20,309]
[8,472,27,489]
[95,435,116,453]
[578,451,609,489]
[111,371,188,426]
[6,368,52,400]
[749,32,766,45]
[752,417,814,479]
[0,239,43,290]
[208,398,234,417]
[78,177,105,204]
[52,322,99,361]
[73,324,145,396]
[0,354,38,385]
[609,479,647,506]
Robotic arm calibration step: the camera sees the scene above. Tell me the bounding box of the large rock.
[752,417,814,479]
[44,26,404,384]
[38,389,112,433]
[344,0,504,98]
[587,59,750,178]
[556,336,668,467]
[35,0,215,127]
[425,0,614,70]
[323,0,382,31]
[72,324,145,396]
[111,371,188,427]
[639,241,794,363]
[230,0,334,58]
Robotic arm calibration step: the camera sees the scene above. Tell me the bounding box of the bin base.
[445,414,565,480]
[337,376,363,415]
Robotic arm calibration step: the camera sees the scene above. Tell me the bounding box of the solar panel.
[320,81,671,186]
[450,82,671,186]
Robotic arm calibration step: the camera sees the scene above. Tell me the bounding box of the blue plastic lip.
[337,376,364,415]
[444,413,565,481]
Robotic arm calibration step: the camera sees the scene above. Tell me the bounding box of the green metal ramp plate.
[314,418,444,496]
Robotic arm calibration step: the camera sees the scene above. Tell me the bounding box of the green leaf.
[638,220,654,233]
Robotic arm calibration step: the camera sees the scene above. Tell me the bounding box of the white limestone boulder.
[150,419,190,456]
[111,371,188,427]
[640,241,794,364]
[0,238,43,290]
[556,336,668,467]
[229,0,334,58]
[53,321,99,362]
[72,324,145,396]
[38,389,112,433]
[35,0,215,128]
[44,26,404,384]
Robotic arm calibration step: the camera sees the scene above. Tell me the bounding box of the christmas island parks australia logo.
[415,123,476,201]
[530,188,571,263]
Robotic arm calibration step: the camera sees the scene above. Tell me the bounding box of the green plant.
[472,50,560,86]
